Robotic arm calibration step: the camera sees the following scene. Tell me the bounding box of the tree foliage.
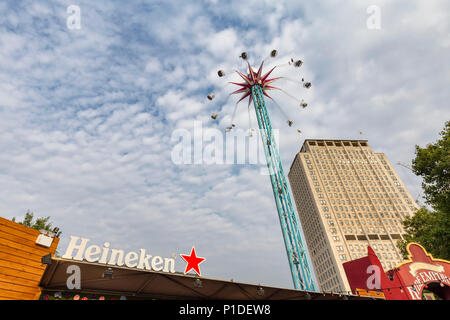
[397,121,450,260]
[12,210,61,237]
[412,120,450,213]
[397,207,450,260]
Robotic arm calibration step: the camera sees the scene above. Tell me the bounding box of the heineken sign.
[62,236,180,274]
[62,236,206,276]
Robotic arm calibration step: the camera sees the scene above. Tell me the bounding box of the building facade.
[288,139,420,293]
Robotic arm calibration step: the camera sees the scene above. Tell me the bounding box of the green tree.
[412,120,449,213]
[12,210,61,237]
[397,121,450,260]
[397,207,450,260]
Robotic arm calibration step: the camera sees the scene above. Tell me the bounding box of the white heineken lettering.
[84,245,101,262]
[62,236,89,261]
[151,256,163,271]
[108,249,125,266]
[163,257,175,273]
[137,249,152,270]
[125,251,139,268]
[62,236,176,274]
[98,242,110,264]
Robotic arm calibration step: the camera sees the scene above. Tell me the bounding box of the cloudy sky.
[1,0,449,289]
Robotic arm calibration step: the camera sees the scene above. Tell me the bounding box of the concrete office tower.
[288,139,420,293]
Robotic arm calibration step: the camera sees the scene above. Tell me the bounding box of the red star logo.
[180,247,205,276]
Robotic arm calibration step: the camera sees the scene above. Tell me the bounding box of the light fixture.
[41,253,52,265]
[103,267,113,279]
[305,292,311,300]
[194,278,202,288]
[257,286,264,296]
[36,233,54,248]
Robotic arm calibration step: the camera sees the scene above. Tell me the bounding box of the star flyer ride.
[208,50,316,291]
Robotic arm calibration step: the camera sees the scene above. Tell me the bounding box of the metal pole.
[251,84,316,291]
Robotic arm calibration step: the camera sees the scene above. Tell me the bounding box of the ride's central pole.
[251,84,316,291]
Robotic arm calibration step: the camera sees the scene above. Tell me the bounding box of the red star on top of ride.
[180,247,205,276]
[230,61,280,106]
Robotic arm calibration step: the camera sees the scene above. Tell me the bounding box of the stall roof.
[39,258,368,300]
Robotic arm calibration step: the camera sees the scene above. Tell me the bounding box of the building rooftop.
[39,258,369,300]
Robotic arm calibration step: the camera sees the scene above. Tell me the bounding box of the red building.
[343,243,450,300]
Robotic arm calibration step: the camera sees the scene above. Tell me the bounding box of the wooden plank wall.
[0,217,59,300]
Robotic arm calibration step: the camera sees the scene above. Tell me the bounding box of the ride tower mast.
[212,51,317,291]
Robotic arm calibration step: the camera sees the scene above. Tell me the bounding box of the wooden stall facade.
[0,217,59,300]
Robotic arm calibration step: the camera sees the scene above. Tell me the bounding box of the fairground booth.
[343,243,450,300]
[1,217,366,300]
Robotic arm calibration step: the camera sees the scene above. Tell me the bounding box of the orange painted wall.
[0,217,59,300]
